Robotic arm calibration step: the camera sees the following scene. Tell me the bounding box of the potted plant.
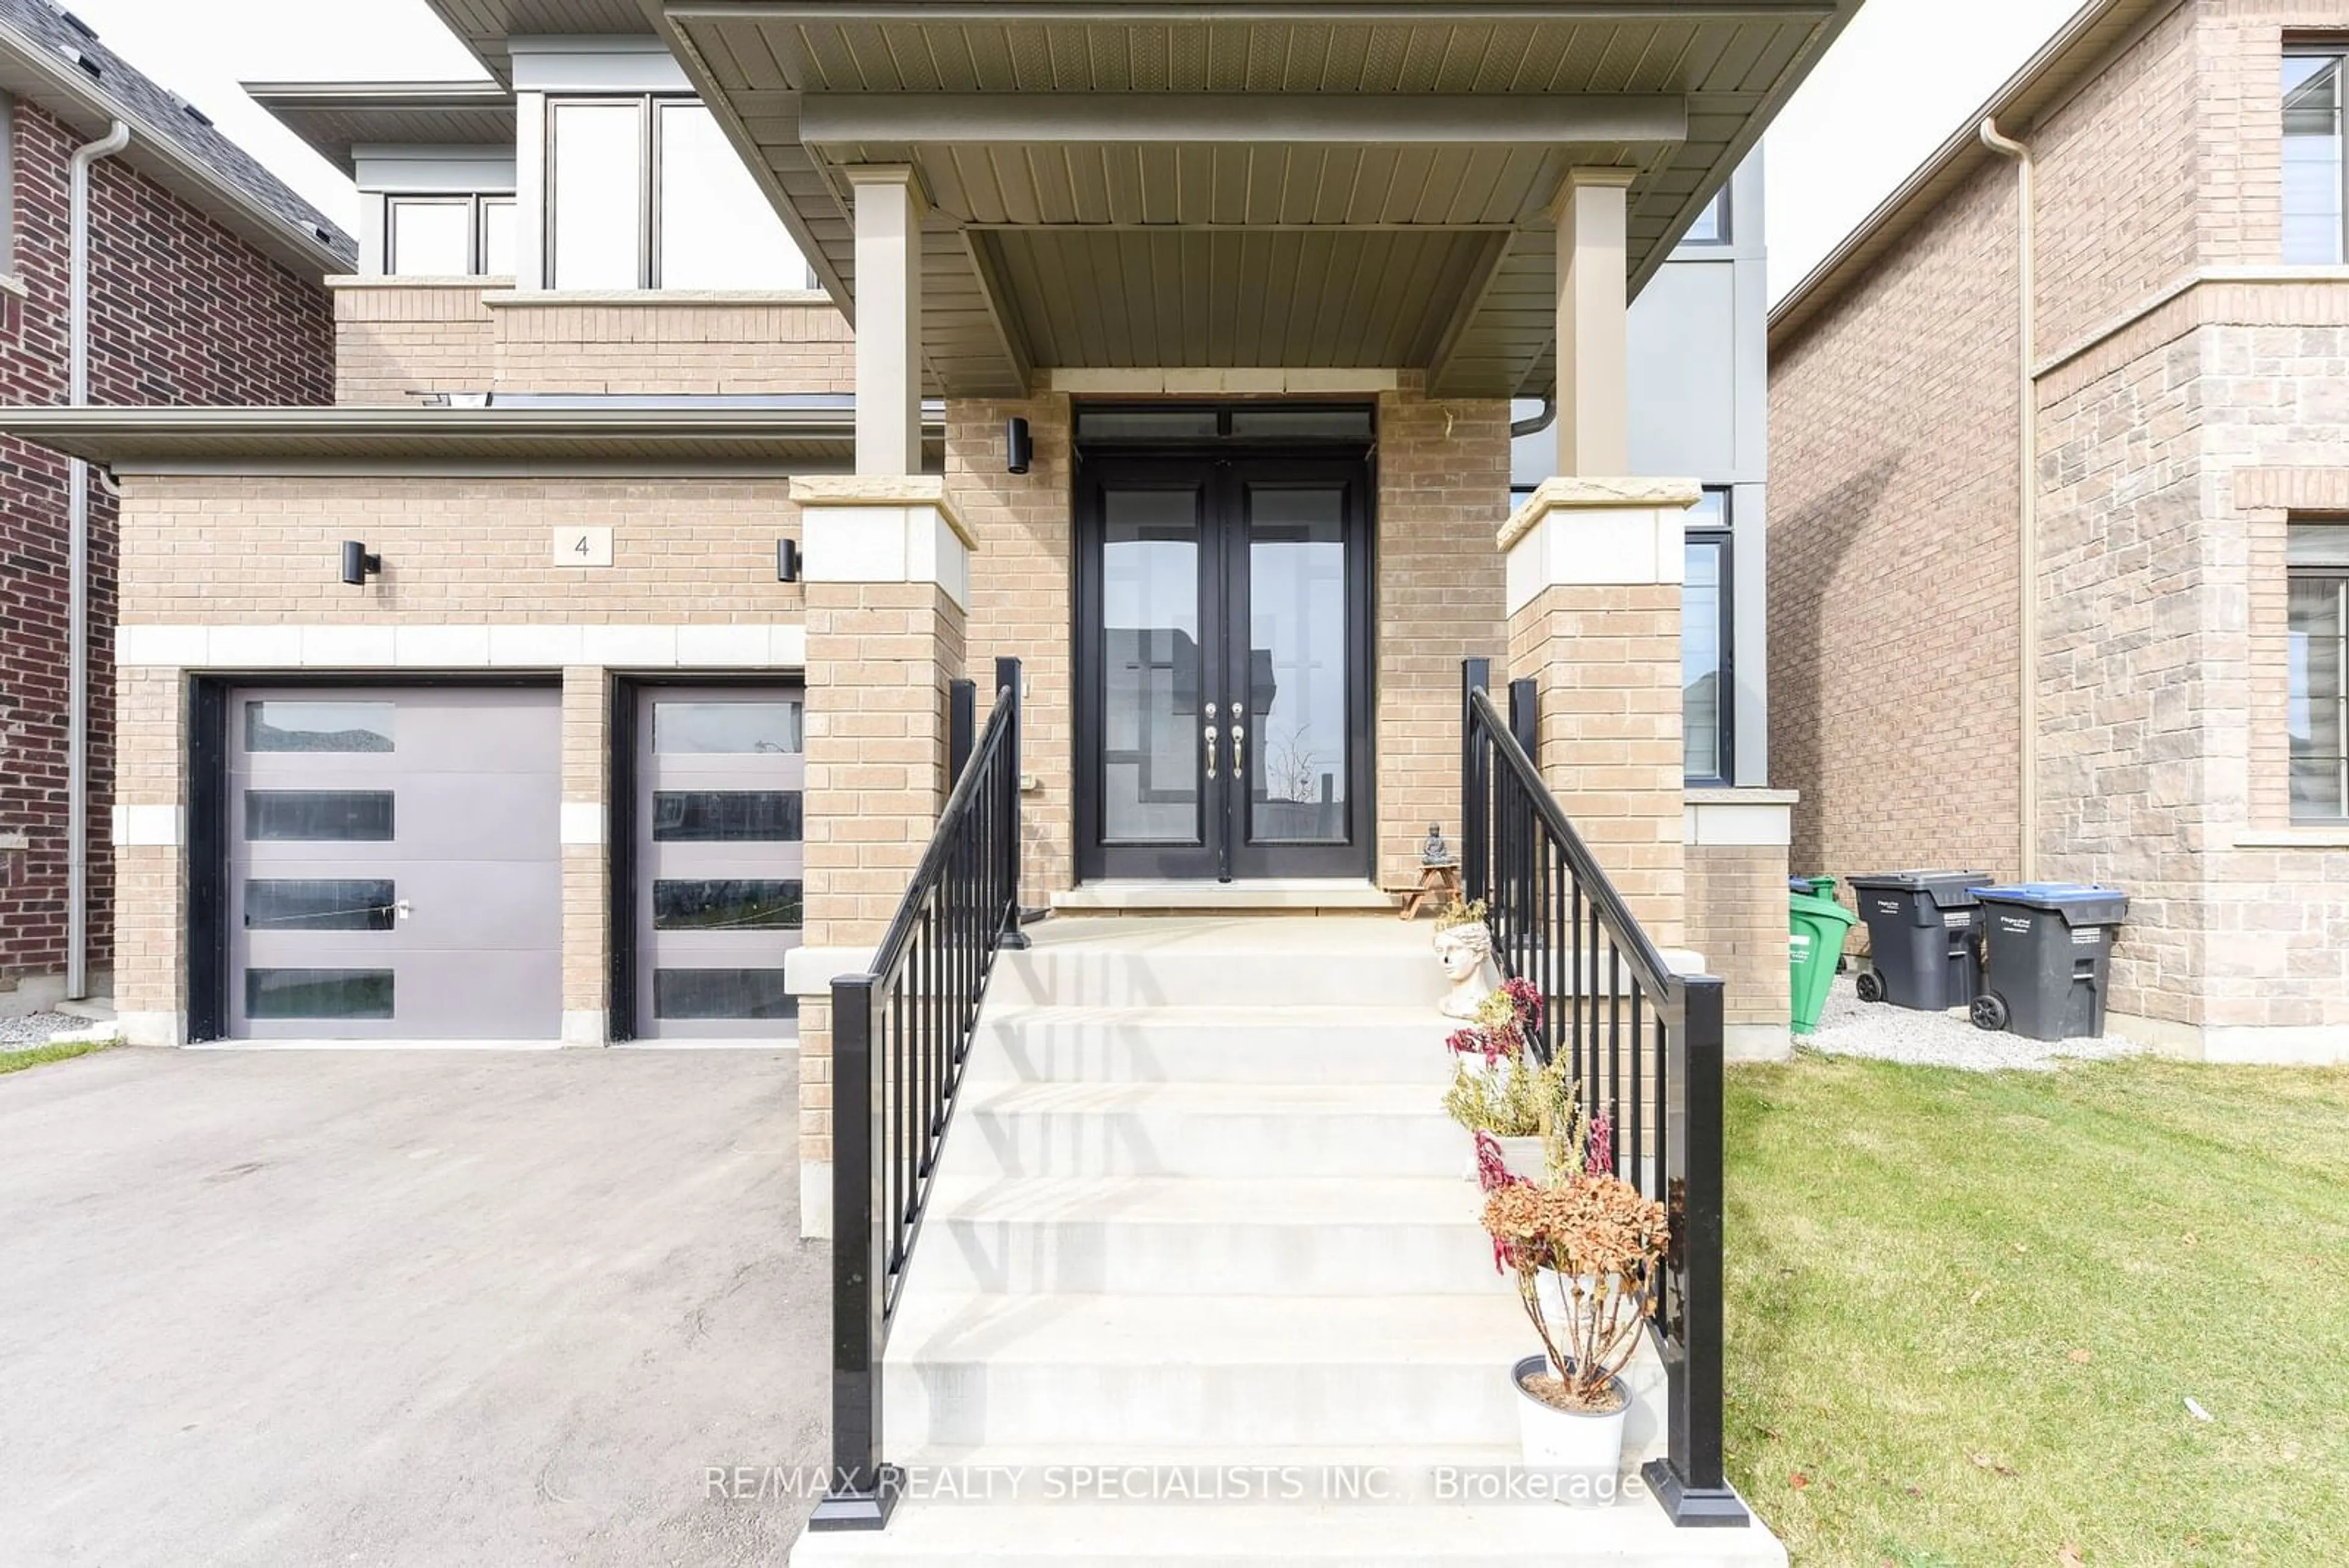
[1443,983,1575,1183]
[1479,1171,1669,1506]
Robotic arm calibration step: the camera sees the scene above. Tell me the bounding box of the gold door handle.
[1231,724,1246,779]
[1204,726,1219,781]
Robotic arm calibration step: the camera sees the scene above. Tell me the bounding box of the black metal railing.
[809,656,1026,1533]
[1461,658,1746,1528]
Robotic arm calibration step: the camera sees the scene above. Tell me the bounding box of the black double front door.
[1076,456,1372,883]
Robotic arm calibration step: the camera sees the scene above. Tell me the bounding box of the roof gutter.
[65,117,129,1004]
[1980,116,2038,884]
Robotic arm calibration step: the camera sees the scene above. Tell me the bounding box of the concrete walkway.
[0,1048,823,1567]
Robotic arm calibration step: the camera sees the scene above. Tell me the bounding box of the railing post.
[1462,658,1491,904]
[994,656,1030,951]
[1642,974,1748,1527]
[809,975,897,1531]
[1508,676,1540,759]
[948,678,975,787]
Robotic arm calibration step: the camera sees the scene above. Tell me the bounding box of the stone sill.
[1685,787,1798,807]
[328,275,505,290]
[2232,827,2349,849]
[0,272,28,300]
[478,288,836,309]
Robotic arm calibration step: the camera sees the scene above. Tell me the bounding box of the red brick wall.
[0,100,334,988]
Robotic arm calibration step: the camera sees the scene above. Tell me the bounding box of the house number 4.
[554,526,615,568]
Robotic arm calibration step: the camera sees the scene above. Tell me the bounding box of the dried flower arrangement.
[1433,896,1490,934]
[1480,1173,1669,1414]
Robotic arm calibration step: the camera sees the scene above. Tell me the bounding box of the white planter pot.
[1510,1354,1629,1507]
[1463,1133,1546,1184]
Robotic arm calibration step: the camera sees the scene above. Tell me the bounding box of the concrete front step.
[916,1173,1498,1295]
[951,1080,1465,1178]
[990,917,1447,1011]
[788,1499,1787,1567]
[967,1006,1458,1087]
[881,1288,1667,1451]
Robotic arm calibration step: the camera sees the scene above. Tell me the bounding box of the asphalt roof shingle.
[0,0,355,268]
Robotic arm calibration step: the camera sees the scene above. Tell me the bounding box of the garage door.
[631,685,804,1039]
[227,687,562,1041]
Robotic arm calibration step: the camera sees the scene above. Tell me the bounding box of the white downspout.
[67,119,130,1001]
[1980,117,2037,883]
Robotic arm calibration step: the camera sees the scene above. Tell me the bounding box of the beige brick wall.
[488,296,855,397]
[950,394,1077,904]
[333,281,497,406]
[1686,841,1791,1032]
[562,668,611,1031]
[799,579,965,1180]
[119,476,807,624]
[114,666,186,1027]
[1375,377,1512,889]
[330,283,856,404]
[1770,154,2024,890]
[2029,0,2200,353]
[1508,582,1685,948]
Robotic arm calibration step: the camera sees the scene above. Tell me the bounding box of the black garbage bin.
[1970,884,2129,1041]
[1847,871,1996,1011]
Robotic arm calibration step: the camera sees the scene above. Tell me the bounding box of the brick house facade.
[1770,0,2349,1061]
[0,10,346,1000]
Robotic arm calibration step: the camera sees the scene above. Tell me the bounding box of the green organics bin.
[1789,882,1857,1036]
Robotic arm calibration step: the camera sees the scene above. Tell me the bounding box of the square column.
[1556,168,1635,480]
[846,167,927,478]
[1502,477,1700,946]
[785,475,974,1238]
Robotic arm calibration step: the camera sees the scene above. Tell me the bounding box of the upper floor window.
[1683,490,1734,787]
[387,195,515,277]
[549,97,813,291]
[1679,187,1730,248]
[2290,522,2349,819]
[2284,51,2345,264]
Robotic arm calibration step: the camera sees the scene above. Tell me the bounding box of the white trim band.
[116,622,809,671]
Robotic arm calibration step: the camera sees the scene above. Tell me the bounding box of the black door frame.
[1073,442,1376,884]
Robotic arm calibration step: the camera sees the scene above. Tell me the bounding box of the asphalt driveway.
[0,1047,825,1567]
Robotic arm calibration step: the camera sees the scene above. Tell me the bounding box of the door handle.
[1230,702,1245,781]
[1204,725,1219,781]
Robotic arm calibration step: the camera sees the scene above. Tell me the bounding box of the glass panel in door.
[1242,485,1351,847]
[1099,485,1209,855]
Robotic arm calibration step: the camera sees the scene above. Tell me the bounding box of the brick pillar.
[785,475,973,1238]
[1685,789,1799,1060]
[560,667,610,1046]
[112,664,187,1045]
[1502,478,1699,948]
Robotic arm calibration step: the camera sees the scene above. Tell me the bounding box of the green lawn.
[1724,1055,2349,1567]
[0,1038,112,1076]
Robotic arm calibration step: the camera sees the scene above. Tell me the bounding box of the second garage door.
[227,686,562,1041]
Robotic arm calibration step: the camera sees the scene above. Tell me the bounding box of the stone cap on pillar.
[1500,475,1702,617]
[789,474,976,608]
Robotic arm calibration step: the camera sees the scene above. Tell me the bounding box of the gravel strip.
[0,1013,106,1049]
[1798,974,2139,1072]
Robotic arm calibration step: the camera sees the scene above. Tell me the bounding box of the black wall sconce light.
[1005,416,1033,475]
[340,540,382,586]
[776,538,802,584]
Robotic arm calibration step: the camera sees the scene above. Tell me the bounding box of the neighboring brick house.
[1770,0,2349,1063]
[0,0,347,1005]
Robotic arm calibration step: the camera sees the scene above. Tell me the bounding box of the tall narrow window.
[2285,52,2345,265]
[551,100,646,289]
[480,197,518,276]
[1683,491,1733,786]
[2290,523,2349,819]
[656,102,807,289]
